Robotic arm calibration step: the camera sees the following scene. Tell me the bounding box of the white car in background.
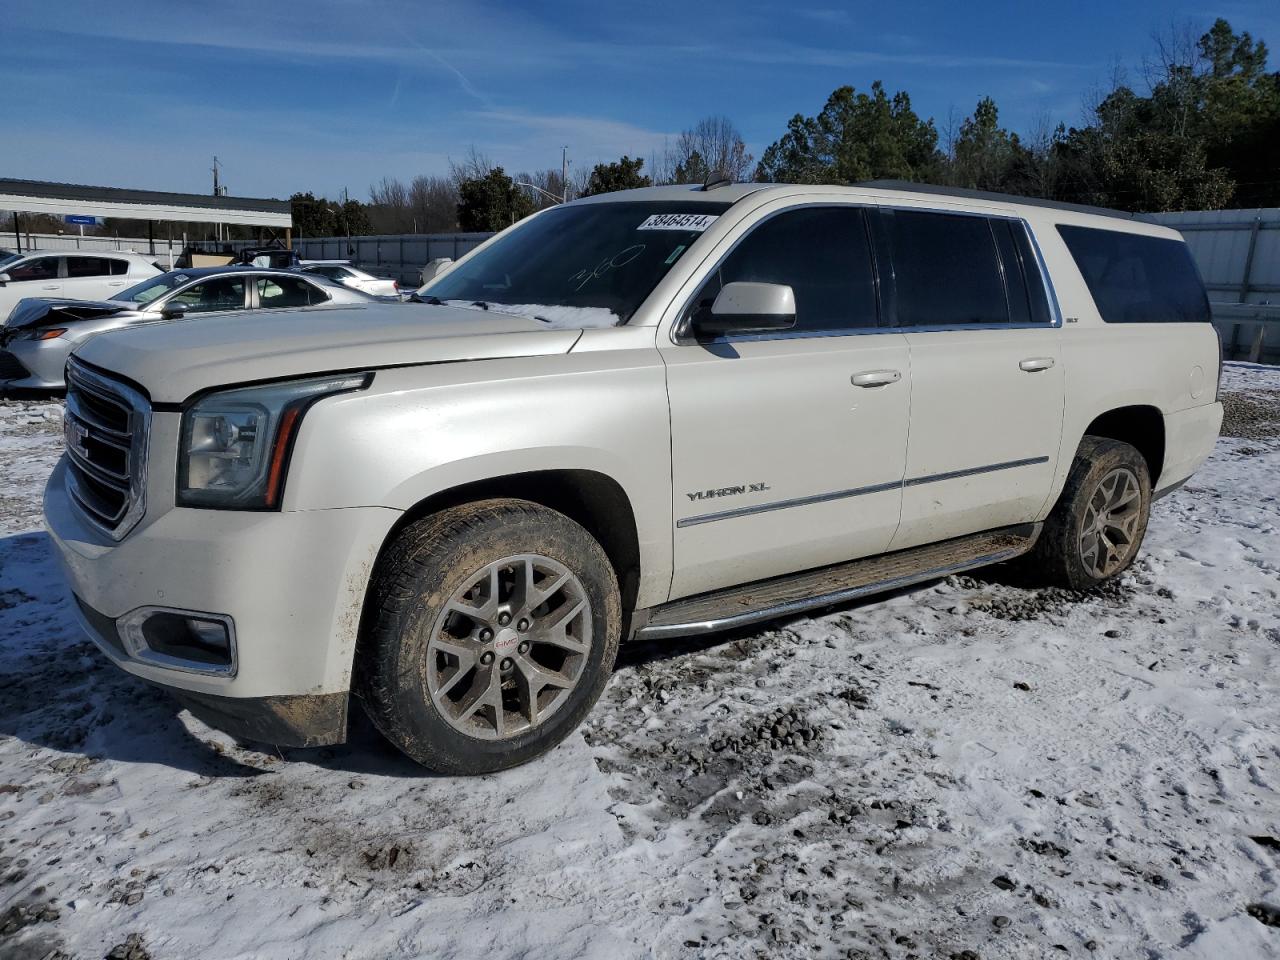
[301,261,399,298]
[0,251,162,320]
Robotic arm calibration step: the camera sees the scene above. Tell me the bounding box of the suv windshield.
[113,272,201,305]
[424,200,732,326]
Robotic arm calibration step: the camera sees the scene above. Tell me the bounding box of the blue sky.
[3,0,1277,201]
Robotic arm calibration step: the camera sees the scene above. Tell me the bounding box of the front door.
[661,205,912,600]
[0,255,63,316]
[878,208,1065,549]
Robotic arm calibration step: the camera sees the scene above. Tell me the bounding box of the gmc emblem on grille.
[63,415,89,460]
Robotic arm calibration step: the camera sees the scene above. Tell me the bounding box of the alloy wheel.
[425,554,592,740]
[1078,466,1142,579]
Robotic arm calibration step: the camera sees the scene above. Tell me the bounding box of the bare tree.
[513,168,569,209]
[1147,20,1206,138]
[368,176,413,233]
[657,116,754,184]
[940,105,963,163]
[408,175,459,232]
[448,146,495,190]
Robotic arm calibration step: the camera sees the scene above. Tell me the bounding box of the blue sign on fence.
[65,215,97,225]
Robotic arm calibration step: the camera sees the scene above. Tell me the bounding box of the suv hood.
[73,303,584,403]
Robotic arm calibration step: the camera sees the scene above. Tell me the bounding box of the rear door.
[660,203,911,599]
[879,208,1065,550]
[61,255,130,302]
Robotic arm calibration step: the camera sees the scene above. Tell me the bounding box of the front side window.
[169,277,247,313]
[256,276,327,308]
[7,257,60,282]
[425,201,732,327]
[886,210,1009,326]
[688,206,879,335]
[1057,225,1210,324]
[65,256,122,278]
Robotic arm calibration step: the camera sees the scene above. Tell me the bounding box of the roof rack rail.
[853,179,1138,222]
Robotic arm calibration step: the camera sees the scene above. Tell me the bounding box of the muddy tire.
[1024,436,1152,590]
[356,499,621,775]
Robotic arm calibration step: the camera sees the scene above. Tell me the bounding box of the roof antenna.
[701,170,733,191]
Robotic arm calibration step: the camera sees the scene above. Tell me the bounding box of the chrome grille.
[64,359,149,539]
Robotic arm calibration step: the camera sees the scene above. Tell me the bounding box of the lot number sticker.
[637,213,719,232]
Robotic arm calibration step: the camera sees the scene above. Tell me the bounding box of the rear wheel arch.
[1079,405,1165,488]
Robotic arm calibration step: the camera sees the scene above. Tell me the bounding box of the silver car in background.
[0,267,377,390]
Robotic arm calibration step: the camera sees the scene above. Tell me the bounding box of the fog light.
[117,607,237,676]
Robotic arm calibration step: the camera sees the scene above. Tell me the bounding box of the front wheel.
[356,499,621,774]
[1025,436,1152,590]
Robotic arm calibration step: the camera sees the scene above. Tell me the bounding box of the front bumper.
[45,458,401,746]
[0,337,70,390]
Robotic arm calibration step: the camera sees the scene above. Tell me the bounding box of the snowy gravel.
[2,364,1280,960]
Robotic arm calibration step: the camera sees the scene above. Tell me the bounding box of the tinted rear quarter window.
[1057,225,1210,323]
[886,210,1009,326]
[66,256,121,278]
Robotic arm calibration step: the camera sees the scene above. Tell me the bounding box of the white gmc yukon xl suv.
[45,181,1223,774]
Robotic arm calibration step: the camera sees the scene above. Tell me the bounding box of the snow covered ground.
[2,364,1279,960]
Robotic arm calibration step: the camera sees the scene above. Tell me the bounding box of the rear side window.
[885,210,1008,325]
[256,276,329,308]
[1057,225,1210,323]
[691,206,879,334]
[66,256,126,278]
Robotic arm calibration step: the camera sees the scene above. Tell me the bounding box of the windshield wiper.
[471,300,490,310]
[416,295,443,305]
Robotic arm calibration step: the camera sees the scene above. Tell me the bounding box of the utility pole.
[212,157,224,243]
[334,189,353,257]
[561,146,568,202]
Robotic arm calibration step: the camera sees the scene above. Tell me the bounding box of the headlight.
[178,373,371,509]
[16,327,67,340]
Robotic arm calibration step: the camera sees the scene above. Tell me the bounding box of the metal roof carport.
[0,177,292,254]
[1149,208,1280,363]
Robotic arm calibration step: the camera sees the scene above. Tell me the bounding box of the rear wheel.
[1025,436,1152,590]
[356,499,621,774]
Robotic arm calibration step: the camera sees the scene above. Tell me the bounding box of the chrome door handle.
[1019,357,1055,372]
[41,285,59,290]
[107,281,126,287]
[851,369,902,388]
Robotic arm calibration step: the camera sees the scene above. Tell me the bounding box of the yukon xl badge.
[687,482,770,502]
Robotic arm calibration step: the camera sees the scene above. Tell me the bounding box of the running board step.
[635,524,1040,640]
